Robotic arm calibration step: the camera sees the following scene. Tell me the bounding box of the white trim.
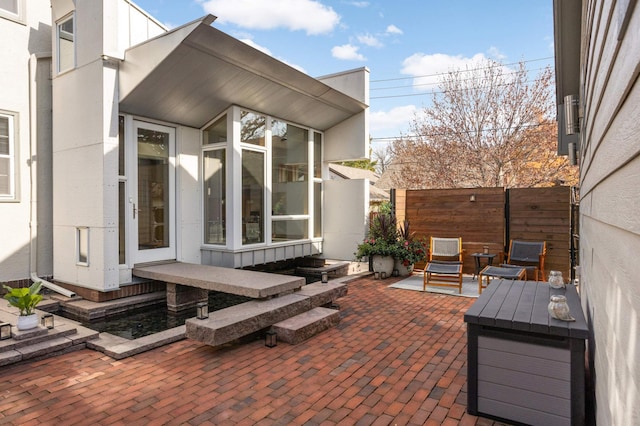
[0,111,16,200]
[76,227,90,266]
[130,120,177,264]
[0,0,25,24]
[56,13,75,73]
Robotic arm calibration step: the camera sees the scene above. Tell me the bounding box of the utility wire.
[370,121,555,142]
[371,66,549,91]
[370,56,553,83]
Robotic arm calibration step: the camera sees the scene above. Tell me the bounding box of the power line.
[370,121,555,143]
[370,56,553,84]
[371,76,552,100]
[371,66,550,91]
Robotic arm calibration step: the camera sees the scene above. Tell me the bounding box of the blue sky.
[132,0,555,148]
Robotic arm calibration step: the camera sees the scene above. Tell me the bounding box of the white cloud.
[487,46,506,61]
[370,105,417,136]
[332,44,366,61]
[385,24,403,35]
[240,38,273,55]
[357,34,383,48]
[349,1,370,7]
[401,52,490,91]
[201,0,340,35]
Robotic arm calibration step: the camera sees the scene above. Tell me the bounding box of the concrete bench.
[271,307,340,344]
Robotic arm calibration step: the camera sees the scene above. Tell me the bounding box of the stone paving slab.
[272,307,340,344]
[133,262,305,298]
[89,326,186,360]
[17,336,73,360]
[61,291,166,321]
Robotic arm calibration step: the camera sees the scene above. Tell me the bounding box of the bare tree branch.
[390,60,578,189]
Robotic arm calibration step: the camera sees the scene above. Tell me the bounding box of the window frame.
[0,110,18,201]
[0,0,25,24]
[56,13,76,73]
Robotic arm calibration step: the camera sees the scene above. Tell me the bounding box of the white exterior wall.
[322,68,369,162]
[0,2,53,282]
[577,1,640,424]
[176,126,202,265]
[51,0,165,291]
[323,179,368,261]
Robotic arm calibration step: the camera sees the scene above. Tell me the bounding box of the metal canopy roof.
[119,15,367,130]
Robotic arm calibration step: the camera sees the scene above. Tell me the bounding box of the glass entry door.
[132,121,176,264]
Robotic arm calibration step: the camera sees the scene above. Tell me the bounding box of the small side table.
[471,253,497,279]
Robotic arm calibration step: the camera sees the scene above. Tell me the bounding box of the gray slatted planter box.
[464,280,588,426]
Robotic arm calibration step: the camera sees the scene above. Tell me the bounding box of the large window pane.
[57,15,74,72]
[204,149,226,244]
[272,120,308,216]
[314,131,322,178]
[203,115,227,145]
[314,181,322,238]
[242,149,264,244]
[240,111,265,146]
[118,116,125,176]
[272,219,308,242]
[118,182,126,264]
[137,128,169,250]
[0,114,13,197]
[0,0,17,14]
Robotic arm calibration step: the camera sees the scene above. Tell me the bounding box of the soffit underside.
[119,19,366,130]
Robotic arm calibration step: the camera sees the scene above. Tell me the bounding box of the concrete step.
[186,281,348,347]
[0,312,100,366]
[271,307,340,344]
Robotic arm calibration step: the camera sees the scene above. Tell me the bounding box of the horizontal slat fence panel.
[405,188,505,274]
[508,186,573,279]
[399,186,574,277]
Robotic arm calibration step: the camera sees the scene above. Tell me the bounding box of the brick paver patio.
[0,276,510,425]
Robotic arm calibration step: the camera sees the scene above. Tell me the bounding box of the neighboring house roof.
[329,164,389,202]
[375,163,403,190]
[329,163,379,183]
[119,15,368,130]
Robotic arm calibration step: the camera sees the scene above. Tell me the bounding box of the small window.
[0,0,25,24]
[57,14,75,72]
[0,112,16,200]
[77,227,90,266]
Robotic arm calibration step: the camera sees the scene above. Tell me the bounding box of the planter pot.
[372,255,395,277]
[17,313,39,331]
[395,260,414,277]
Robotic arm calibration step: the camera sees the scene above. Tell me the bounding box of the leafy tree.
[340,158,377,172]
[390,60,578,189]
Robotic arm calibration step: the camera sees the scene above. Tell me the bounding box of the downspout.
[28,53,76,298]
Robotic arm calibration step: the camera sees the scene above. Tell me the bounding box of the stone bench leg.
[166,283,208,313]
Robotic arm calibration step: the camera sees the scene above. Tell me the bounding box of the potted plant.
[355,212,399,276]
[394,219,427,276]
[3,281,43,330]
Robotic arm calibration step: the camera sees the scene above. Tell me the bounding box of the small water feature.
[61,291,251,340]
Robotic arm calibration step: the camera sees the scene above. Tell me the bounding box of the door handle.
[133,203,137,219]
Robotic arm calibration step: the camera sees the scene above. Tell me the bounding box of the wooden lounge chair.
[503,239,547,281]
[423,237,464,294]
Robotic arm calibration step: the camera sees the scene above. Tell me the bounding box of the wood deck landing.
[132,262,305,299]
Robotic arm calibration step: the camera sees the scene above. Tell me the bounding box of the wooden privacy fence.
[394,186,575,279]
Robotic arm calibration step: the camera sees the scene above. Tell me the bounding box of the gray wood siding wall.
[579,1,640,425]
[477,336,571,426]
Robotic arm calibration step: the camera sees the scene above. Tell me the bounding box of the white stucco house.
[0,0,370,300]
[554,0,640,424]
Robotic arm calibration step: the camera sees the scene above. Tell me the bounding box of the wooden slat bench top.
[464,279,589,339]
